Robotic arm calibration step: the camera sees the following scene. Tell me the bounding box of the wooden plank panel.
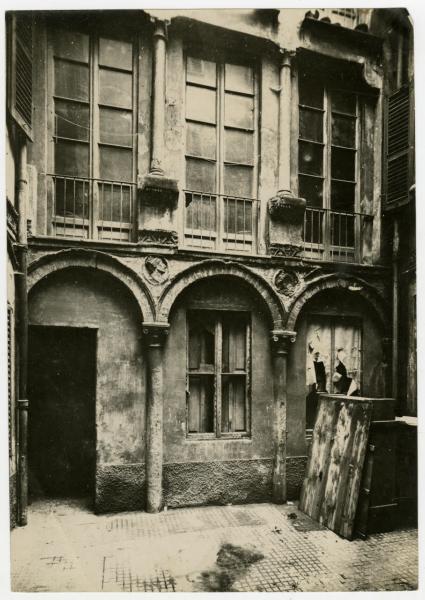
[300,395,372,539]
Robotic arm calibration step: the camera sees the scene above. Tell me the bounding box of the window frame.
[183,49,260,252]
[186,309,252,440]
[46,26,138,239]
[298,81,362,258]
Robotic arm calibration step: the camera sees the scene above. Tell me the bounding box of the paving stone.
[10,498,418,592]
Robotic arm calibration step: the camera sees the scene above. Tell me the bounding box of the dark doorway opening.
[28,326,97,503]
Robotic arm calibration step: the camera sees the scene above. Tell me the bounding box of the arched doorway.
[28,266,146,511]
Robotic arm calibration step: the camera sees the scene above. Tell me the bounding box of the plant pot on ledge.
[268,192,306,257]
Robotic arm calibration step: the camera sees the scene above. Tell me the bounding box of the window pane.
[303,206,324,245]
[222,376,246,432]
[53,30,89,63]
[225,94,254,129]
[54,177,89,219]
[99,108,132,146]
[186,122,216,159]
[332,114,356,148]
[99,68,132,109]
[331,180,355,212]
[222,315,246,372]
[224,129,254,165]
[299,78,324,108]
[331,147,356,181]
[299,107,323,143]
[299,141,323,176]
[55,140,89,177]
[224,164,253,198]
[99,146,133,181]
[55,99,89,141]
[299,174,323,208]
[98,182,131,223]
[225,63,253,94]
[186,57,216,87]
[188,375,214,433]
[55,59,89,101]
[224,198,252,235]
[186,85,216,124]
[186,158,216,193]
[332,91,356,115]
[185,193,217,231]
[99,38,132,71]
[188,313,215,370]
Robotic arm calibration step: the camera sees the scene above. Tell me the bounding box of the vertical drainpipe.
[16,138,29,526]
[392,217,399,408]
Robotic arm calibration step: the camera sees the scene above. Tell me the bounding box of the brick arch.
[28,248,155,322]
[285,274,390,333]
[157,259,286,329]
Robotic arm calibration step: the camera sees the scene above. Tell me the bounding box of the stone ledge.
[268,193,306,224]
[138,174,179,208]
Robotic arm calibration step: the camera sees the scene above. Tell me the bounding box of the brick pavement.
[10,498,418,592]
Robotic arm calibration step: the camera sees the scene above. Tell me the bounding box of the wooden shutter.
[385,85,412,211]
[8,12,33,138]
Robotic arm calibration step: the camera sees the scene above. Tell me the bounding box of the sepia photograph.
[4,2,419,594]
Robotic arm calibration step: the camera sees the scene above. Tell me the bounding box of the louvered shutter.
[8,12,33,138]
[384,85,412,211]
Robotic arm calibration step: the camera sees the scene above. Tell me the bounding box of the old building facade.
[6,8,416,526]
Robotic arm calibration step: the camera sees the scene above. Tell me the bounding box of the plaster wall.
[28,268,146,511]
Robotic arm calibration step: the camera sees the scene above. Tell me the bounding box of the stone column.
[268,50,306,258]
[150,19,167,176]
[143,322,169,513]
[270,329,297,504]
[278,50,294,195]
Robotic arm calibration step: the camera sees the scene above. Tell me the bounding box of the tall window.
[184,55,257,251]
[51,29,136,240]
[187,311,251,437]
[298,77,359,255]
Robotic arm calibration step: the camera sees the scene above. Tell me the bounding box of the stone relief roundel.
[144,256,169,285]
[274,269,299,297]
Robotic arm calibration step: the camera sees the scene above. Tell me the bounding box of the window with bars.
[50,28,136,240]
[184,54,257,251]
[298,77,360,255]
[186,311,251,437]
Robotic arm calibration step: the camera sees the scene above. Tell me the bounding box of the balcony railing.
[50,175,136,242]
[184,190,257,253]
[303,207,373,263]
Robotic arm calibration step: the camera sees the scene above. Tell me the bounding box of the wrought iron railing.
[184,190,257,253]
[50,175,136,242]
[303,207,373,263]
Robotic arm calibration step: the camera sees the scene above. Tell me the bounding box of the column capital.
[143,322,170,347]
[151,18,168,40]
[279,48,296,69]
[270,329,297,355]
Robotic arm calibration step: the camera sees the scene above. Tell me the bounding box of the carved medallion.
[144,256,169,285]
[274,269,300,297]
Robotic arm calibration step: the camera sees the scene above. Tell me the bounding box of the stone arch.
[157,259,286,329]
[28,248,155,322]
[285,273,390,333]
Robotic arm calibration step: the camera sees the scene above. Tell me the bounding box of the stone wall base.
[95,463,146,514]
[286,456,308,500]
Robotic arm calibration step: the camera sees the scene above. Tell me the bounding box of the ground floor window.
[306,316,362,430]
[186,310,251,437]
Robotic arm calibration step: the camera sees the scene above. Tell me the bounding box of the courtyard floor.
[10,498,418,593]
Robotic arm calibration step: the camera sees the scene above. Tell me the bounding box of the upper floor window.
[51,29,136,240]
[187,310,251,438]
[184,55,258,253]
[298,77,364,261]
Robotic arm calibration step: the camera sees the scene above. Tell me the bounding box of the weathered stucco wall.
[162,277,275,507]
[28,267,146,512]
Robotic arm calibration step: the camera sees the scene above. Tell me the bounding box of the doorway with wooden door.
[28,326,97,504]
